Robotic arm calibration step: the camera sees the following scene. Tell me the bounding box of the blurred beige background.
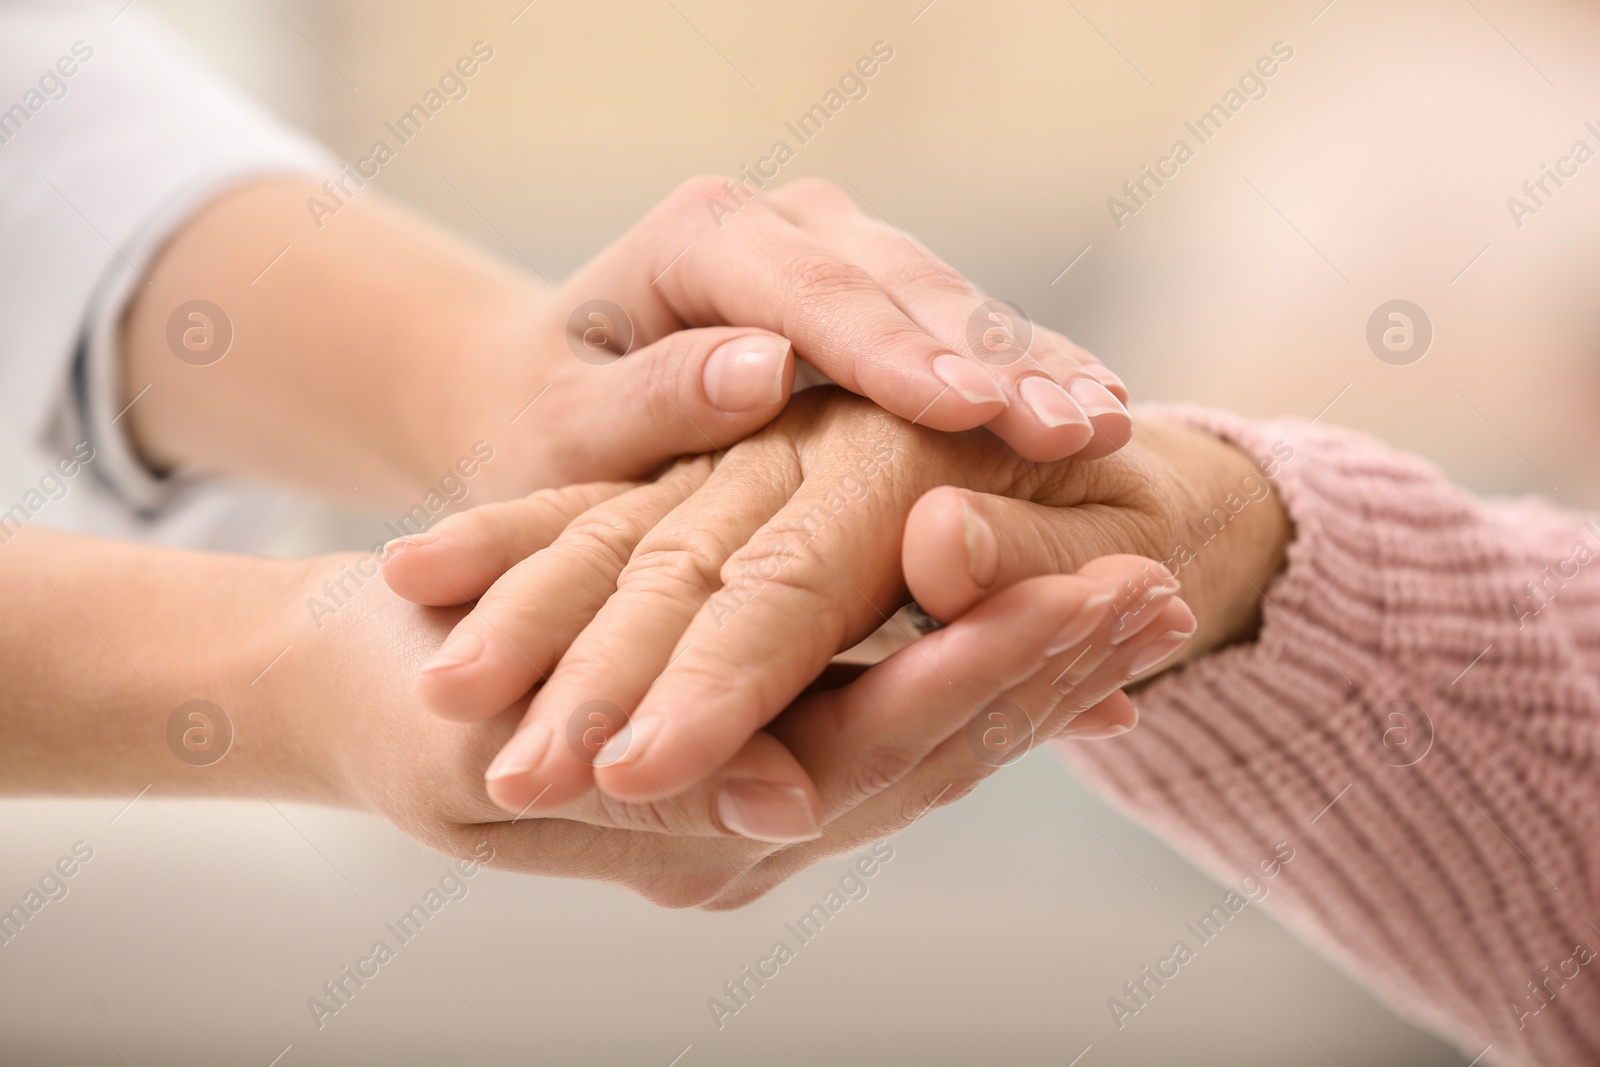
[6,0,1599,1063]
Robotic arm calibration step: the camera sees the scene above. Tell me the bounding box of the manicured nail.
[960,498,999,587]
[594,713,663,768]
[716,779,822,843]
[1128,628,1195,677]
[1062,706,1139,740]
[420,630,484,672]
[704,335,792,412]
[1069,378,1130,418]
[1086,363,1128,400]
[1019,376,1091,430]
[1045,591,1114,656]
[485,724,551,782]
[932,353,1007,406]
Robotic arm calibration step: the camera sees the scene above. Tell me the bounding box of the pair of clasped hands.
[351,179,1240,909]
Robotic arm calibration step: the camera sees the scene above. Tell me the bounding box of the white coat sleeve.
[0,0,334,516]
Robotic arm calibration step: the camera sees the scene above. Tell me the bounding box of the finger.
[461,818,761,909]
[1037,325,1130,404]
[552,326,799,481]
[705,582,1195,908]
[483,448,795,812]
[416,460,712,723]
[1013,344,1133,461]
[903,486,1168,622]
[772,572,1122,818]
[1055,691,1139,740]
[572,177,1010,434]
[536,729,823,846]
[772,556,1177,816]
[381,482,633,606]
[767,182,1132,461]
[588,425,909,803]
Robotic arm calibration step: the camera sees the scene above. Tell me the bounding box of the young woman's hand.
[520,175,1134,490]
[122,177,1130,512]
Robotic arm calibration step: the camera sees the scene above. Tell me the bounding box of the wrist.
[278,552,470,813]
[433,284,562,502]
[208,555,355,806]
[1138,418,1292,667]
[267,553,391,810]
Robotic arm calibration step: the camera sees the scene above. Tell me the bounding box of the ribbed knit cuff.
[1058,407,1600,1067]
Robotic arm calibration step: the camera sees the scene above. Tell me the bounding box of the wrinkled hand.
[385,390,1218,824]
[306,520,1165,906]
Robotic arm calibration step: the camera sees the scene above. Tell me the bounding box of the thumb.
[559,326,795,480]
[903,486,1163,621]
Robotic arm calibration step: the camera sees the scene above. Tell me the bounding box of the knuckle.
[839,746,917,802]
[666,174,734,214]
[552,512,644,578]
[780,251,878,311]
[773,177,856,214]
[620,525,729,595]
[504,485,591,538]
[594,793,676,835]
[718,543,850,635]
[722,528,805,587]
[884,248,969,296]
[632,334,702,426]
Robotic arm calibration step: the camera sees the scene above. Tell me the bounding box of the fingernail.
[716,779,822,843]
[1062,705,1139,740]
[960,498,999,587]
[932,353,1007,407]
[421,630,485,672]
[485,724,552,781]
[1045,591,1114,657]
[1108,587,1184,646]
[1087,363,1128,399]
[704,336,792,412]
[595,713,662,768]
[383,532,438,559]
[1127,628,1196,678]
[1069,378,1130,419]
[1019,376,1091,429]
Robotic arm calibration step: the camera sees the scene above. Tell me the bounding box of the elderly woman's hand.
[380,391,1254,825]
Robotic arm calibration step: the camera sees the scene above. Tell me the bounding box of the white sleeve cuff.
[0,0,334,515]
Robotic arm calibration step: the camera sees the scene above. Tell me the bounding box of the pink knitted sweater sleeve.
[1055,407,1600,1067]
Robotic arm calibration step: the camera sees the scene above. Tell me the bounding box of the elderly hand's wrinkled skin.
[382,391,1287,852]
[305,534,1173,908]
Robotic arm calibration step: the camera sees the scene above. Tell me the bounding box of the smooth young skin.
[119,176,1130,511]
[389,391,1289,822]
